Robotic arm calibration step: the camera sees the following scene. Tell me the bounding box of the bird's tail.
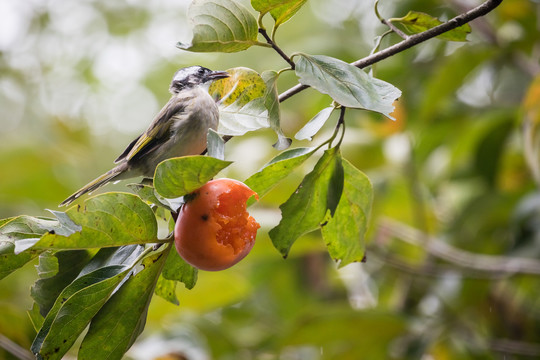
[60,164,127,207]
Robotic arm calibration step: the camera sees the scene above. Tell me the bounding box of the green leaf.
[34,251,58,279]
[219,98,269,136]
[251,0,308,31]
[321,159,373,267]
[244,147,315,200]
[269,148,344,257]
[127,182,166,206]
[262,70,291,150]
[30,193,158,250]
[78,245,144,277]
[78,247,169,360]
[391,11,471,42]
[295,106,334,141]
[294,54,401,119]
[28,303,45,333]
[0,242,40,280]
[127,183,180,212]
[31,250,94,317]
[154,275,179,306]
[154,155,232,198]
[178,0,260,53]
[0,213,79,278]
[161,248,198,290]
[207,128,225,160]
[209,67,270,136]
[31,265,131,360]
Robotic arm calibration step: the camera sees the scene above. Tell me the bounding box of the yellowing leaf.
[209,67,271,136]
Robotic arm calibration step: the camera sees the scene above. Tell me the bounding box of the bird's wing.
[114,134,142,163]
[116,97,186,163]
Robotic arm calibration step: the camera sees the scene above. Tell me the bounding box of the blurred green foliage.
[1,0,540,359]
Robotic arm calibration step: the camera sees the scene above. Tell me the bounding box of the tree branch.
[259,28,296,69]
[378,218,540,276]
[278,0,503,103]
[0,334,34,360]
[381,19,409,40]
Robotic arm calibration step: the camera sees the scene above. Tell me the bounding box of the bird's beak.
[207,70,230,81]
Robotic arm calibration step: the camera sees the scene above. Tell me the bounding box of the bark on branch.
[278,0,504,103]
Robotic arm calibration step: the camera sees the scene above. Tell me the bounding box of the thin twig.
[259,28,296,69]
[374,0,408,39]
[278,0,503,103]
[382,19,409,39]
[0,334,34,360]
[378,217,540,276]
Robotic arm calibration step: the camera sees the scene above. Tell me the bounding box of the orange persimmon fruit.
[174,178,260,271]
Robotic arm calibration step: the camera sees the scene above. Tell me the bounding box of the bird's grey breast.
[172,87,219,133]
[164,87,219,159]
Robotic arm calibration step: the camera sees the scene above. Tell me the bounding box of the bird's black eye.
[198,67,206,75]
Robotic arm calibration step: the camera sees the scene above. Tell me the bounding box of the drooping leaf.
[0,213,80,278]
[262,70,291,150]
[154,155,232,199]
[178,0,260,53]
[321,159,373,267]
[78,247,169,360]
[29,193,158,250]
[31,250,94,317]
[78,245,144,277]
[155,275,179,306]
[251,0,308,32]
[31,265,131,360]
[245,147,315,201]
[161,248,198,290]
[295,106,335,141]
[269,147,344,257]
[207,128,225,160]
[294,53,401,119]
[209,67,270,136]
[391,11,471,42]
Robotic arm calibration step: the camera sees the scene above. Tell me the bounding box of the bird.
[60,65,229,206]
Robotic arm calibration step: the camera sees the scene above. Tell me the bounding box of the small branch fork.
[374,0,409,40]
[278,0,503,103]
